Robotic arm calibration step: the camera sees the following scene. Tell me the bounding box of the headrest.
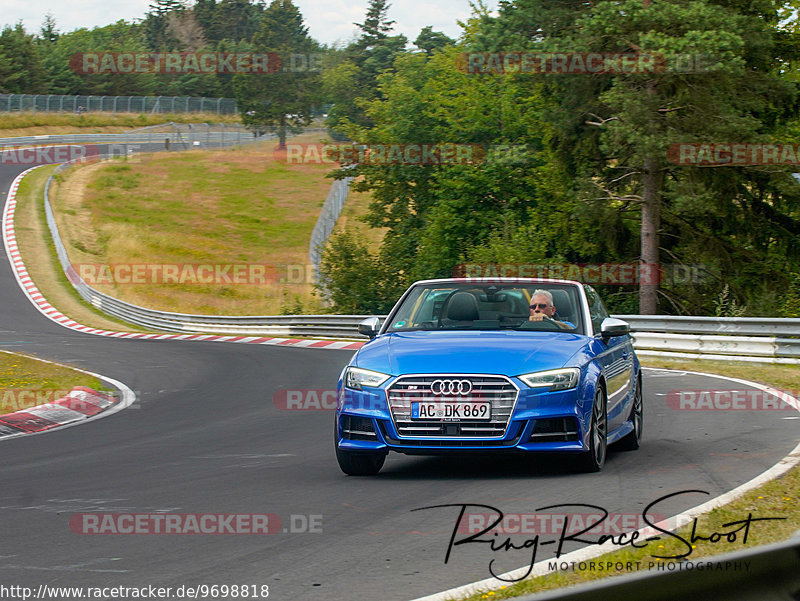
[549,289,573,320]
[446,292,480,321]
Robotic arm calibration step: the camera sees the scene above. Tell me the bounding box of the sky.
[1,0,497,46]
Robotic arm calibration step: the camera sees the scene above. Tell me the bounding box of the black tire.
[576,387,607,473]
[616,376,643,451]
[334,419,386,476]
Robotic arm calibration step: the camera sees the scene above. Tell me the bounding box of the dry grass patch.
[13,165,151,332]
[53,132,338,315]
[0,111,241,137]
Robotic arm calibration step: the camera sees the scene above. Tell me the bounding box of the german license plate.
[411,402,491,421]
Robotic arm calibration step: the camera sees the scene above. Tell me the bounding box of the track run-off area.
[0,151,798,601]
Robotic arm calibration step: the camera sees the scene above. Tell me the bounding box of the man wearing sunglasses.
[528,289,575,330]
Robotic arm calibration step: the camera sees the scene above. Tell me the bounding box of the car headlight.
[344,367,391,391]
[519,368,580,391]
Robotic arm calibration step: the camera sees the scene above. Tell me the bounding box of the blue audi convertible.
[334,278,642,475]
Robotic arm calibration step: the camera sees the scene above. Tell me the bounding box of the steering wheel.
[526,316,561,330]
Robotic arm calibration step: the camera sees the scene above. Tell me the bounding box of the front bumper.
[335,378,592,454]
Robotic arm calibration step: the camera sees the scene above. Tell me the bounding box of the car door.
[584,285,633,432]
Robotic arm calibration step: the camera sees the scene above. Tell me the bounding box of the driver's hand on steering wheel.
[529,313,551,322]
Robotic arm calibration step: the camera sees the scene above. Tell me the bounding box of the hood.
[354,330,590,377]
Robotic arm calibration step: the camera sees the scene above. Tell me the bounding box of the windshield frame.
[380,279,588,336]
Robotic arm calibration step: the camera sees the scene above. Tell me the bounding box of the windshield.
[385,282,585,335]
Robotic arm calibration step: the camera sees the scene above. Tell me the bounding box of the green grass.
[640,357,799,392]
[457,356,800,601]
[0,350,111,413]
[52,133,335,315]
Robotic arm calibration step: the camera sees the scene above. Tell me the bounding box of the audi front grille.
[386,375,519,439]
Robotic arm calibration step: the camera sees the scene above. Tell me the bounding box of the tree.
[0,45,14,94]
[43,22,159,96]
[487,0,799,314]
[39,13,59,44]
[320,0,800,316]
[233,0,320,148]
[211,0,264,42]
[323,0,407,132]
[353,0,396,49]
[193,0,219,43]
[414,26,454,55]
[0,24,46,93]
[167,11,207,51]
[322,48,574,297]
[144,0,185,50]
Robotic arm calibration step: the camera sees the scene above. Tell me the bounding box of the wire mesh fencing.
[0,94,238,114]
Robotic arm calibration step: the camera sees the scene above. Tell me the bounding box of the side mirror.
[358,316,382,339]
[600,317,630,340]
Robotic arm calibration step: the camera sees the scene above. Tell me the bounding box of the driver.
[528,289,574,330]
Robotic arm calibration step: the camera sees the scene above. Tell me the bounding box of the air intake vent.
[342,415,377,440]
[529,417,579,442]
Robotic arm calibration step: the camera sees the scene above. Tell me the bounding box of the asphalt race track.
[0,155,798,600]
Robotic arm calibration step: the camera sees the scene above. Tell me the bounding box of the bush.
[316,230,402,314]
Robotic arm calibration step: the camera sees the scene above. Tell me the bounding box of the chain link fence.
[309,175,353,285]
[0,94,238,114]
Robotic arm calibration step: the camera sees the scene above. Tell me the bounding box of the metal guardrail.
[511,536,800,601]
[1,124,329,152]
[39,177,800,355]
[617,315,800,361]
[616,314,800,337]
[0,123,264,150]
[0,94,238,114]
[29,131,800,360]
[37,128,358,338]
[44,159,364,337]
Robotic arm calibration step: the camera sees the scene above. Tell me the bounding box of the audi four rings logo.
[430,379,473,395]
